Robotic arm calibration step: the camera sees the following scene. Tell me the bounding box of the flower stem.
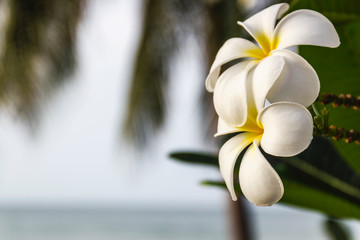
[314,124,360,145]
[314,95,360,144]
[311,103,321,116]
[318,93,360,109]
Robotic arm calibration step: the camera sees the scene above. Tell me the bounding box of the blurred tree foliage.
[124,0,242,143]
[0,0,85,125]
[324,218,351,240]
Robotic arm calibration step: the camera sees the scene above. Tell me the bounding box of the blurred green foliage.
[123,0,247,143]
[171,136,360,220]
[0,0,85,125]
[292,0,360,175]
[324,218,352,240]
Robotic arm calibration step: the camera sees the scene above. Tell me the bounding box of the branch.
[318,93,360,109]
[315,124,360,144]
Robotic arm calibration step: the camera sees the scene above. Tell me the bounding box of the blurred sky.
[0,0,225,208]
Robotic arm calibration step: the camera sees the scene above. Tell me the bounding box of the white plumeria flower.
[206,3,340,108]
[214,61,313,206]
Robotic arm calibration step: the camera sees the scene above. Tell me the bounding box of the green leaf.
[290,0,360,23]
[289,0,360,174]
[170,137,360,219]
[265,137,360,218]
[169,152,218,167]
[202,179,360,219]
[281,180,360,219]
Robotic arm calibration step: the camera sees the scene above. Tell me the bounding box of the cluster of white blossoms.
[206,3,340,206]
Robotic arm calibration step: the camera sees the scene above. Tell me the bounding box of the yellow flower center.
[236,115,264,137]
[256,33,272,55]
[248,34,280,60]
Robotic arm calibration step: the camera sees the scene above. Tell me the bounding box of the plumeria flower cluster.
[206,3,340,206]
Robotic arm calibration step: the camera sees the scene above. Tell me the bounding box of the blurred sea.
[0,207,229,240]
[0,206,355,240]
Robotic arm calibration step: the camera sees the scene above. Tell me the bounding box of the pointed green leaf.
[202,179,360,219]
[169,152,218,166]
[289,0,360,174]
[170,137,360,219]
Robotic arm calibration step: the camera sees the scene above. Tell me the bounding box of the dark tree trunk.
[228,198,253,240]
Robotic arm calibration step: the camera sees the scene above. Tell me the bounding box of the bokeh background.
[0,0,358,239]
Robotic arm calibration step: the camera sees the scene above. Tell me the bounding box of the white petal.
[247,55,285,112]
[237,3,289,52]
[272,9,340,50]
[213,60,257,126]
[266,50,320,107]
[205,38,262,92]
[219,133,258,201]
[239,138,284,206]
[258,102,313,157]
[215,118,240,137]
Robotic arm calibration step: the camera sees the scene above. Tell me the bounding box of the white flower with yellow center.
[206,3,340,108]
[215,61,313,206]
